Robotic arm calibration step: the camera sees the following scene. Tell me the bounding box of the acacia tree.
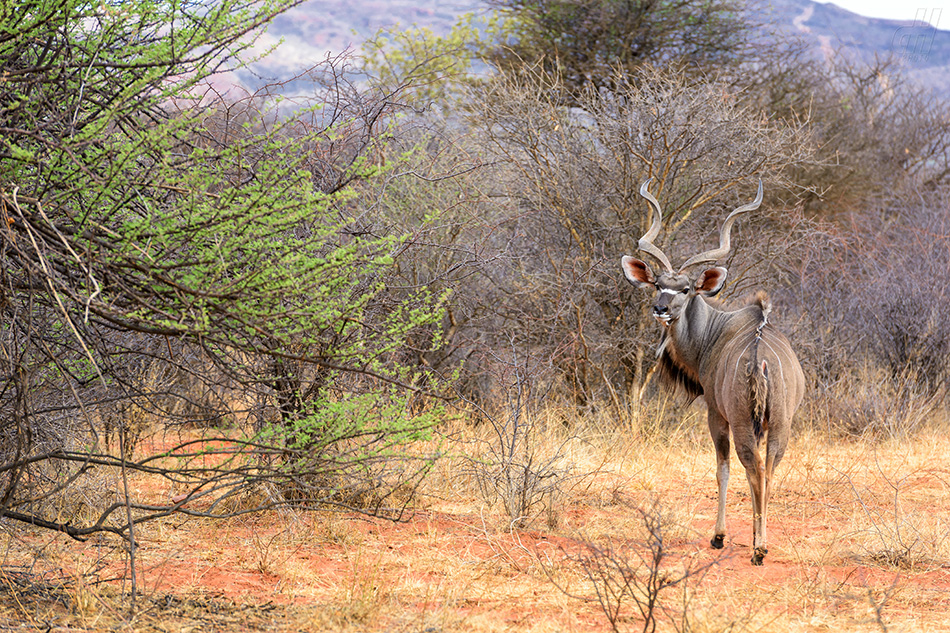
[355,3,835,415]
[741,50,950,216]
[0,0,448,553]
[460,64,819,412]
[484,0,753,101]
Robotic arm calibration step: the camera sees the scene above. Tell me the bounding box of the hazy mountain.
[762,0,950,92]
[242,0,950,95]
[240,0,482,83]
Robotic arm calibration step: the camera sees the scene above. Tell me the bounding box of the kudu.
[621,179,804,565]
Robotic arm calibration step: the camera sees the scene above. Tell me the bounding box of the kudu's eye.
[680,288,689,294]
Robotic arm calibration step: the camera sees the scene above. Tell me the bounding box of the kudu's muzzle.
[652,297,674,324]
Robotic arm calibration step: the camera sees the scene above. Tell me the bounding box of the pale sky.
[815,0,949,28]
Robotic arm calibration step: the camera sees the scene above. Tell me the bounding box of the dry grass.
[2,405,950,632]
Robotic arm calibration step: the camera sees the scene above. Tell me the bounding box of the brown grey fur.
[621,180,805,565]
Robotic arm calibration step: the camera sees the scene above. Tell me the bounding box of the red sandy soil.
[3,432,950,632]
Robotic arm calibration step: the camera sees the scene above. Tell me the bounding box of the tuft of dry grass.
[800,363,950,440]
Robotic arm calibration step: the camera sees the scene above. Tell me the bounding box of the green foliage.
[0,0,450,535]
[360,12,510,111]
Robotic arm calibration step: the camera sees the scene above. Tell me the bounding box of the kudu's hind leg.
[707,411,730,550]
[739,432,770,565]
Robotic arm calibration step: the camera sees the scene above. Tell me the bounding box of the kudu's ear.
[694,266,727,296]
[621,256,656,287]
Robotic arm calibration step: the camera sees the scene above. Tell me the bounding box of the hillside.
[243,0,481,81]
[764,0,950,91]
[243,0,950,95]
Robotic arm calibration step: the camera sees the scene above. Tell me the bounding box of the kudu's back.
[707,295,804,466]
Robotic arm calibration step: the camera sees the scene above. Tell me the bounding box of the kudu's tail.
[748,292,772,440]
[750,359,769,440]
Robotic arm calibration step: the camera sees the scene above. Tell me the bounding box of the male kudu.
[621,179,804,565]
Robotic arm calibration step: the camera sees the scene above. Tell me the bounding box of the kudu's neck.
[667,295,731,372]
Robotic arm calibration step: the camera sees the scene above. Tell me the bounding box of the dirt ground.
[1,426,949,632]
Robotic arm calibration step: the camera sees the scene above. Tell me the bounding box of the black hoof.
[751,547,768,565]
[710,534,725,549]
